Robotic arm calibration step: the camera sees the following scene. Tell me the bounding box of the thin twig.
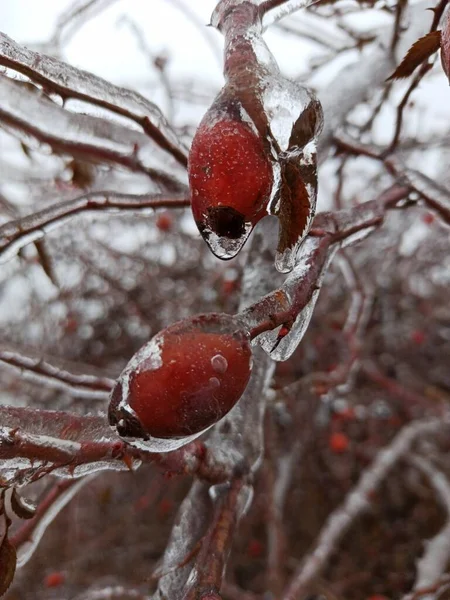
[282,418,450,600]
[0,191,189,262]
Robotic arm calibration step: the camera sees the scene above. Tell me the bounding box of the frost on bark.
[0,0,450,599]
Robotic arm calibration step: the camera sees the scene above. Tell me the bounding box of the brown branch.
[183,479,246,599]
[0,191,189,262]
[242,185,410,344]
[390,0,408,53]
[383,62,434,155]
[362,362,441,415]
[0,347,114,398]
[335,133,450,225]
[282,417,450,600]
[0,32,188,167]
[259,0,319,18]
[49,0,120,48]
[0,75,185,188]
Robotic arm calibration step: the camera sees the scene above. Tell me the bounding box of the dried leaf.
[34,240,59,288]
[10,489,37,520]
[0,538,16,596]
[387,30,441,81]
[275,159,313,257]
[441,12,450,81]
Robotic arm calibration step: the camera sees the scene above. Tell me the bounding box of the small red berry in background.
[109,313,252,448]
[332,407,356,422]
[44,572,65,588]
[329,432,350,453]
[134,494,150,512]
[247,539,264,558]
[422,212,434,225]
[367,595,389,600]
[410,329,426,345]
[156,212,173,232]
[63,316,78,334]
[221,279,238,296]
[158,497,174,518]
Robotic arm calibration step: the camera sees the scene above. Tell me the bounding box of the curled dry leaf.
[441,11,450,81]
[0,538,16,596]
[387,30,441,81]
[0,493,16,596]
[10,489,37,520]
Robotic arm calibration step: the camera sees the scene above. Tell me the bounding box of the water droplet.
[211,354,228,374]
[209,377,221,389]
[275,246,297,274]
[200,223,252,260]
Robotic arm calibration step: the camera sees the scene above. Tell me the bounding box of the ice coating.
[0,32,188,165]
[116,334,164,414]
[261,243,337,360]
[211,354,228,374]
[189,0,324,272]
[16,476,92,568]
[108,313,253,452]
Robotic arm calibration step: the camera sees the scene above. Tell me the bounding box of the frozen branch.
[239,185,409,360]
[74,587,152,600]
[282,417,450,600]
[0,191,190,262]
[49,0,120,49]
[260,0,320,28]
[335,134,450,226]
[0,75,185,189]
[318,0,434,159]
[11,476,92,568]
[403,454,450,600]
[183,479,247,600]
[387,160,450,226]
[0,32,188,166]
[362,362,437,416]
[0,347,114,399]
[0,406,232,488]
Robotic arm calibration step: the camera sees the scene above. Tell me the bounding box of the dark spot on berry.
[207,206,246,239]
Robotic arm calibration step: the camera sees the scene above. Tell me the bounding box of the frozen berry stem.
[241,185,410,349]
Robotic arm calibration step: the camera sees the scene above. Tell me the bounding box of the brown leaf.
[387,30,441,81]
[441,11,450,81]
[10,489,36,520]
[0,537,16,596]
[275,159,314,258]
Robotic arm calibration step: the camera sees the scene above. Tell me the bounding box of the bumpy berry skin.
[189,111,273,253]
[108,314,252,441]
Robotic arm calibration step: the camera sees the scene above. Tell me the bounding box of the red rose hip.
[189,109,273,260]
[108,313,252,452]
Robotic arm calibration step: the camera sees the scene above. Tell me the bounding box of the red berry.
[44,572,65,588]
[109,314,252,450]
[64,316,78,334]
[332,407,356,422]
[422,212,434,225]
[329,432,350,453]
[222,279,238,296]
[189,112,273,258]
[156,212,173,232]
[158,497,174,518]
[247,539,264,558]
[410,329,426,345]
